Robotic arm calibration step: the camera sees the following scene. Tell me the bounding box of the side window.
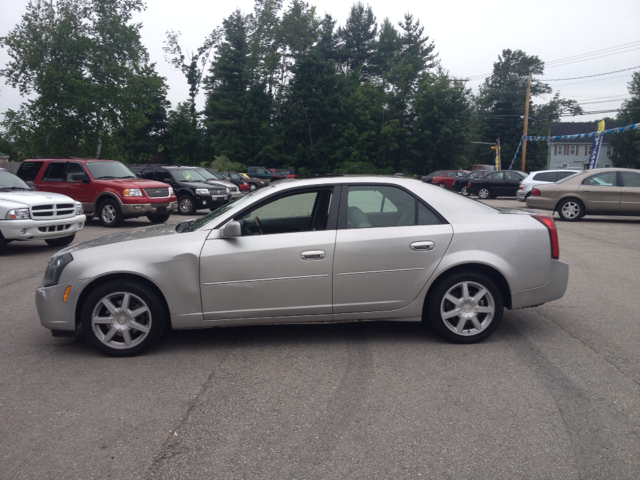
[65,162,85,182]
[505,172,521,181]
[155,170,172,183]
[534,172,554,182]
[347,185,442,228]
[41,162,66,182]
[238,190,332,235]
[621,172,640,187]
[140,169,155,180]
[16,161,43,181]
[583,172,617,187]
[558,171,576,180]
[491,172,504,180]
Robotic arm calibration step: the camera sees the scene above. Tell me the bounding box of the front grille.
[144,187,170,198]
[210,189,227,195]
[31,203,76,220]
[38,224,73,233]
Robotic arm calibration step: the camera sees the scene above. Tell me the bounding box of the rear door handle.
[410,241,435,251]
[301,250,326,260]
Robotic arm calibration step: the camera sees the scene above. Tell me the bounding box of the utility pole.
[520,74,532,172]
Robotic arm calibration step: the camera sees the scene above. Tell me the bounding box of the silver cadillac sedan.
[36,176,569,356]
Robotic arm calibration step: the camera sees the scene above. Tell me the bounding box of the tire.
[0,232,7,255]
[524,193,531,201]
[249,183,257,191]
[81,279,167,357]
[45,234,75,247]
[427,271,503,344]
[478,187,491,199]
[557,198,584,221]
[461,186,469,196]
[99,199,124,228]
[438,183,446,188]
[177,195,197,215]
[146,213,171,224]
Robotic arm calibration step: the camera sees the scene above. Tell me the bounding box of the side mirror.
[72,173,89,183]
[26,181,35,190]
[221,220,241,238]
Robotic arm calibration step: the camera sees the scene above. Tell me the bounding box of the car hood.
[0,189,75,206]
[62,222,182,253]
[96,178,171,189]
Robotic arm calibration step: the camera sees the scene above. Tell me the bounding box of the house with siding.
[547,121,619,170]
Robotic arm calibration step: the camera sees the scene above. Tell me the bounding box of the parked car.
[430,170,470,189]
[17,159,177,227]
[1,169,85,254]
[35,176,568,356]
[466,170,527,199]
[526,168,640,221]
[271,168,299,179]
[185,167,241,200]
[247,166,286,182]
[421,170,447,183]
[452,171,489,195]
[129,165,230,215]
[219,171,252,192]
[517,169,581,202]
[238,173,267,191]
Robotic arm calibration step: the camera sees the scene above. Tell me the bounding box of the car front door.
[199,187,337,323]
[333,184,453,316]
[578,171,621,213]
[620,171,640,214]
[62,162,93,205]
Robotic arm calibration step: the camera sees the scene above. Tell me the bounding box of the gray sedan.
[36,176,569,356]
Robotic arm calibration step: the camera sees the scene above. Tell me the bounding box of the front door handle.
[410,241,435,251]
[301,250,326,260]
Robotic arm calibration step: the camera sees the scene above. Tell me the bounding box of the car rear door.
[504,171,524,196]
[619,171,640,214]
[578,171,621,213]
[199,187,337,322]
[333,184,453,315]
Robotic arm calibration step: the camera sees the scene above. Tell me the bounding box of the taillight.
[467,181,471,186]
[531,188,541,196]
[518,183,523,190]
[532,214,559,259]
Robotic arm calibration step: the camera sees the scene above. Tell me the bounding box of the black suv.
[129,165,229,215]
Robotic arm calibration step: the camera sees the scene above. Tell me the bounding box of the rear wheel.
[45,234,75,247]
[178,195,197,215]
[478,187,491,199]
[99,199,124,227]
[438,182,446,188]
[557,198,584,221]
[146,213,171,224]
[461,186,469,196]
[0,232,8,255]
[81,279,166,357]
[427,271,503,344]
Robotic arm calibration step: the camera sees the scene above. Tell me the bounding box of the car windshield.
[0,170,31,190]
[170,168,208,183]
[194,168,216,180]
[555,172,581,184]
[85,161,137,179]
[186,190,261,232]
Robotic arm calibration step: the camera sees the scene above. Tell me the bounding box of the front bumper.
[36,278,91,331]
[511,259,569,309]
[196,195,229,208]
[0,214,86,241]
[121,201,177,216]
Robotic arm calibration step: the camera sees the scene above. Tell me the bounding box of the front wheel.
[177,195,197,215]
[557,198,584,221]
[45,234,75,247]
[146,213,171,224]
[478,187,491,199]
[427,271,503,344]
[81,279,167,357]
[99,199,124,227]
[461,186,469,196]
[0,232,8,255]
[438,183,446,188]
[249,183,257,191]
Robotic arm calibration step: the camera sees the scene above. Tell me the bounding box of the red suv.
[17,159,177,227]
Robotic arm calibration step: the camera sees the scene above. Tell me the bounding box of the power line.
[543,66,640,82]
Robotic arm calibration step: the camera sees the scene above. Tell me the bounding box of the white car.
[517,169,581,202]
[0,169,85,254]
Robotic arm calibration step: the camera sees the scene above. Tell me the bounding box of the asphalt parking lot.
[1,198,639,479]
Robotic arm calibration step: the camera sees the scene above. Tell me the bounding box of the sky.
[1,0,639,128]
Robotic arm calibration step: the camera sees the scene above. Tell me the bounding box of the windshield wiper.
[0,186,29,191]
[175,219,195,233]
[93,176,115,179]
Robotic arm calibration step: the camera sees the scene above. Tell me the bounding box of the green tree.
[610,72,640,168]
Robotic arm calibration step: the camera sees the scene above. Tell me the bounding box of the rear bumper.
[0,215,85,240]
[511,260,569,309]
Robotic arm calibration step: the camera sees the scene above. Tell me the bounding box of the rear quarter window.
[16,161,44,181]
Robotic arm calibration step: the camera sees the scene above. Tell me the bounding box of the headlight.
[195,188,210,195]
[123,188,143,197]
[5,208,30,220]
[168,187,174,196]
[75,202,83,214]
[43,252,73,287]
